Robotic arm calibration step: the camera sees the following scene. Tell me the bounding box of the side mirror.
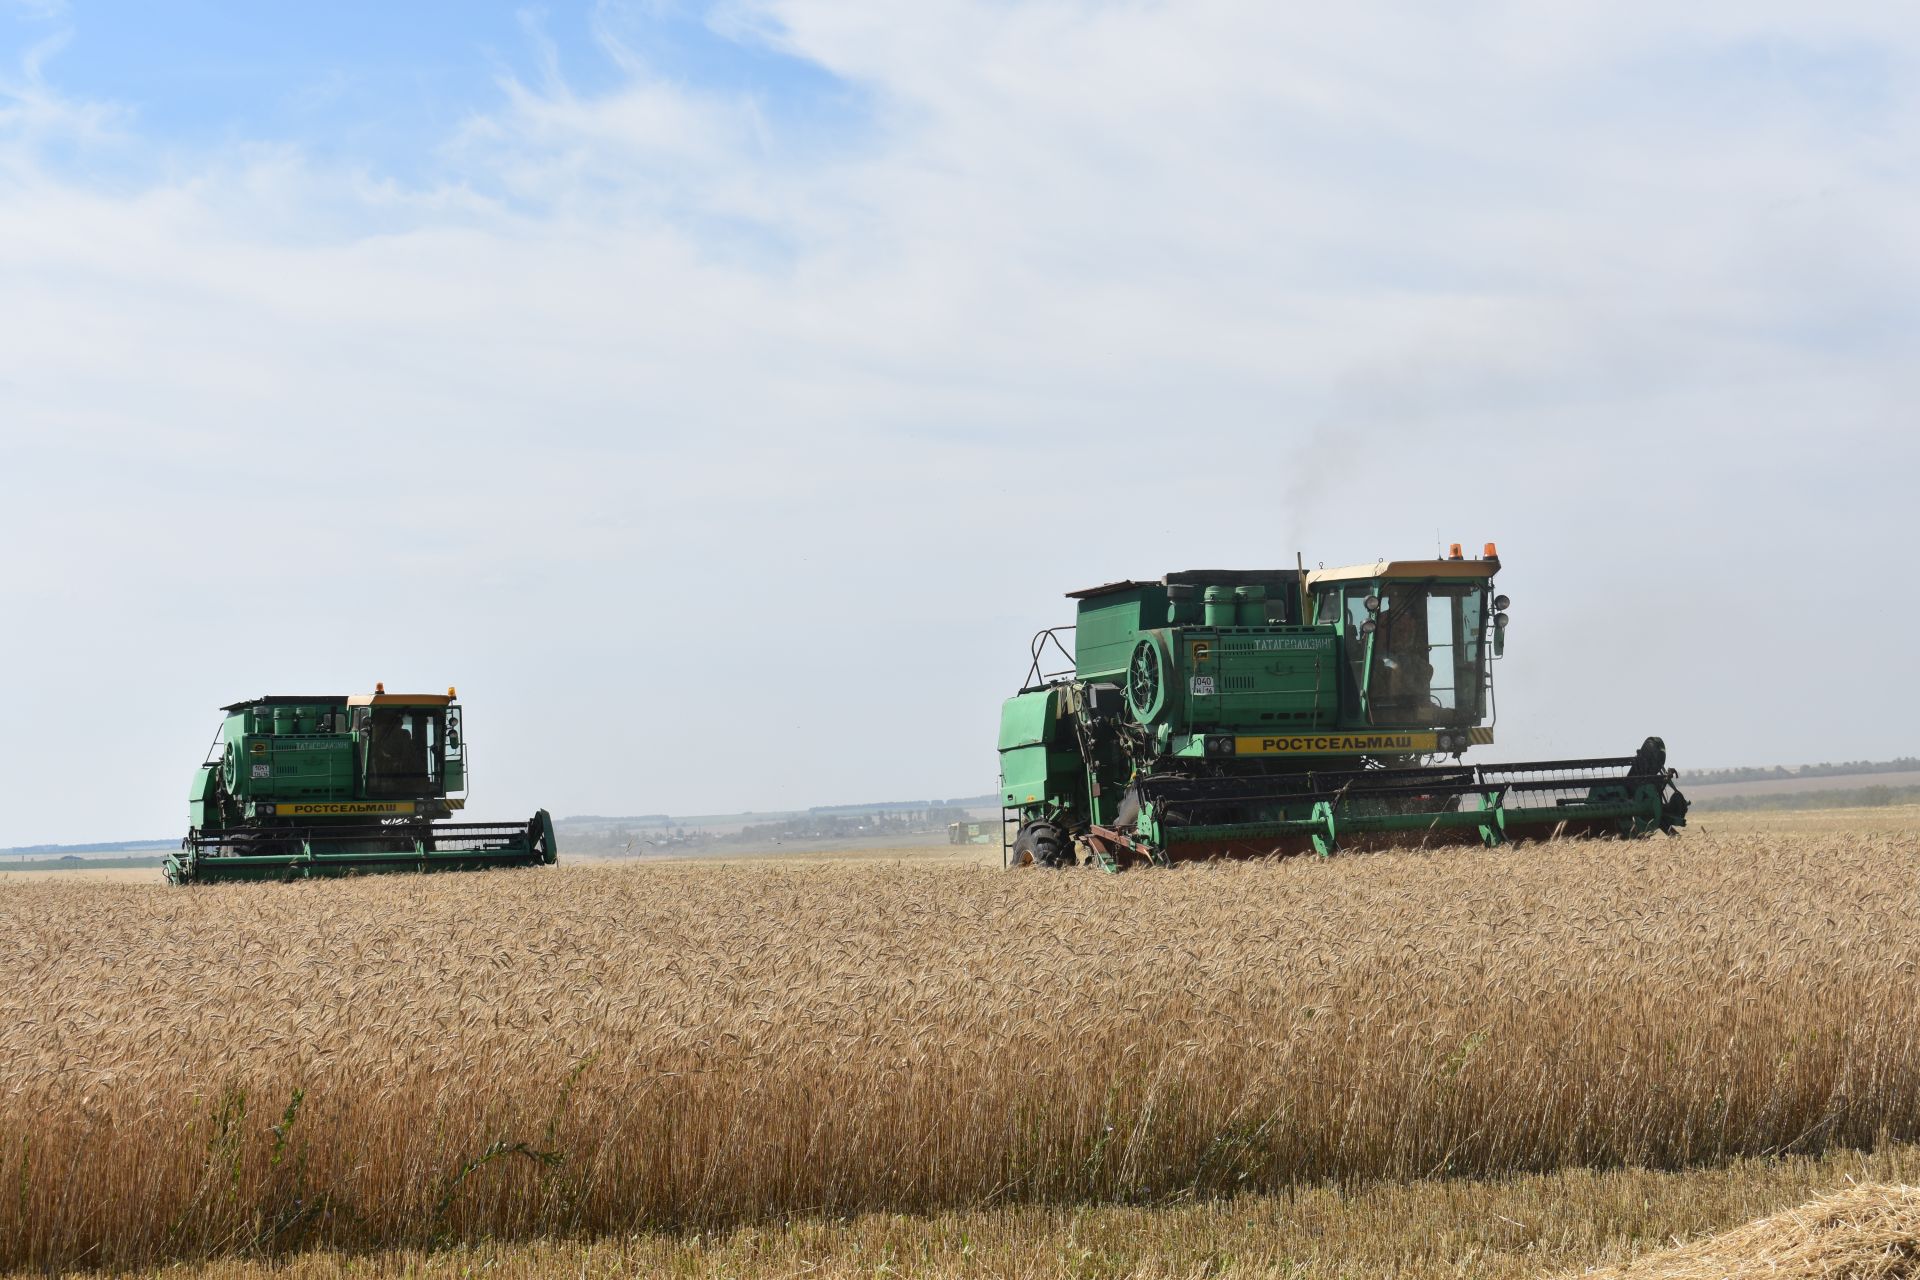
[1493,610,1509,657]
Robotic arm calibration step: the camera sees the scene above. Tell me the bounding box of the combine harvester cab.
[998,547,1688,869]
[168,687,557,885]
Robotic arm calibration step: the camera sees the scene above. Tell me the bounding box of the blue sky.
[2,1,866,199]
[1,2,1918,843]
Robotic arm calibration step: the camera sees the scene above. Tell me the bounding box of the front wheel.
[1009,820,1074,869]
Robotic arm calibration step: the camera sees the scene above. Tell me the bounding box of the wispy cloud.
[0,27,125,156]
[0,2,1917,839]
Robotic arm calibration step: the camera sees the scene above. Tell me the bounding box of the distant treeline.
[1677,758,1919,786]
[0,856,164,872]
[0,839,173,856]
[1691,784,1920,813]
[565,825,709,854]
[563,806,978,854]
[739,806,975,843]
[806,795,998,817]
[561,795,1000,829]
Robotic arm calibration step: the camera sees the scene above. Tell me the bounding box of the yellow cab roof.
[1305,558,1499,587]
[345,692,455,707]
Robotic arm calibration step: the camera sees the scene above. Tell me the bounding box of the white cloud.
[0,3,1917,842]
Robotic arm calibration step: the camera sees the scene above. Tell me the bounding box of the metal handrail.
[1022,626,1077,692]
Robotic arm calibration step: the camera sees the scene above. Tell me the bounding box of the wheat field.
[5,828,1920,1272]
[22,1146,1920,1279]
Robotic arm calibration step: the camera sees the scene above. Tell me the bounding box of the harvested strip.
[1561,1183,1920,1278]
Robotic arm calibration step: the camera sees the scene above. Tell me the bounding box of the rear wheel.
[1009,820,1074,869]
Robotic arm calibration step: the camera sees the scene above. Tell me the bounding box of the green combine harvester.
[998,545,1688,868]
[168,686,557,885]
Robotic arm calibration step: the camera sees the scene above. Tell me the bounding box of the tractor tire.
[1010,821,1074,869]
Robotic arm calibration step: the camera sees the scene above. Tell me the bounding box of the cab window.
[365,708,443,794]
[1368,583,1486,725]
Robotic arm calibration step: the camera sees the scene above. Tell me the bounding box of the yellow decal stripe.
[1236,732,1441,755]
[278,801,418,816]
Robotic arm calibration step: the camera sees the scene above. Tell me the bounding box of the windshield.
[1365,582,1486,726]
[364,707,443,796]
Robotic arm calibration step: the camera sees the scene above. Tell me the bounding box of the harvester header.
[999,548,1687,868]
[168,689,556,884]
